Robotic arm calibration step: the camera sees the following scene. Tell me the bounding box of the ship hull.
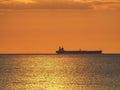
[56,51,102,54]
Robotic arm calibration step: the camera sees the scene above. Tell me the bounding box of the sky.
[0,0,120,53]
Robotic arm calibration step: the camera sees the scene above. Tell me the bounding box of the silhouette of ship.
[56,47,102,54]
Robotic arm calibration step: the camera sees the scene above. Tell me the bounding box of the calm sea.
[0,54,120,90]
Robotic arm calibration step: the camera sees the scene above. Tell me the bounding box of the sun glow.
[14,0,35,4]
[0,0,36,4]
[73,0,83,2]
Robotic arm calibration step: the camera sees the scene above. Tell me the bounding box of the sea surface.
[0,54,120,90]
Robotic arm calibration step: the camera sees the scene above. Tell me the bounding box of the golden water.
[0,54,120,90]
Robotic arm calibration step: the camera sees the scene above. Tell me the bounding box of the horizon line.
[0,53,120,55]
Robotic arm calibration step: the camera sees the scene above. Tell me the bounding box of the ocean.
[0,54,120,90]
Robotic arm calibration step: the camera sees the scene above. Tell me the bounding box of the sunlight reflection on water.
[0,54,120,90]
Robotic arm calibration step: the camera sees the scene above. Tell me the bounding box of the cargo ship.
[56,47,102,54]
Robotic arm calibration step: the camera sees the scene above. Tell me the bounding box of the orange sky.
[0,0,120,53]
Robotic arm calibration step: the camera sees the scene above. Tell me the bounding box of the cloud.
[92,1,120,9]
[0,0,36,4]
[34,2,93,9]
[0,1,93,9]
[0,0,120,9]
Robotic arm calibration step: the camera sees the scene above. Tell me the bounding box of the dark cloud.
[35,2,93,9]
[0,2,93,9]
